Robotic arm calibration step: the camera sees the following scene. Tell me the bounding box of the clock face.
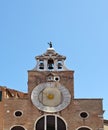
[31,82,71,112]
[39,87,62,107]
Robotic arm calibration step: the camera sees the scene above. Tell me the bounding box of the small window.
[54,76,60,81]
[14,110,23,117]
[11,126,25,130]
[78,127,91,130]
[47,76,54,81]
[80,111,89,119]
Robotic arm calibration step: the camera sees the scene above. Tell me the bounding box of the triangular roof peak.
[36,48,66,60]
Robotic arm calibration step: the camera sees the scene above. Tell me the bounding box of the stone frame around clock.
[31,82,71,113]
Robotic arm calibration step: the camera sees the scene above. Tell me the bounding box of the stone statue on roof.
[48,42,52,48]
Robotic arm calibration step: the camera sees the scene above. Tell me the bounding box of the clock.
[31,82,71,112]
[39,87,62,107]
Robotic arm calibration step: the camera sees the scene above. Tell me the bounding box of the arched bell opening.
[57,60,63,69]
[39,60,44,70]
[48,59,54,70]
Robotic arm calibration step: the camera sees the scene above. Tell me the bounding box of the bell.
[58,63,62,69]
[39,62,44,69]
[48,64,53,70]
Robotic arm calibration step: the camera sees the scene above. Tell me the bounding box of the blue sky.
[0,0,108,119]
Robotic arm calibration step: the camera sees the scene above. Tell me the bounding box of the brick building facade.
[0,45,104,130]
